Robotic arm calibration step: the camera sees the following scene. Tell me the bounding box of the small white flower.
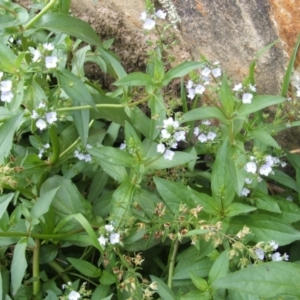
[110,232,120,244]
[31,110,39,119]
[271,252,282,261]
[45,56,58,69]
[211,68,221,78]
[202,120,211,126]
[207,131,217,141]
[161,129,171,139]
[36,119,47,130]
[255,248,264,260]
[193,127,200,136]
[233,83,242,91]
[157,143,166,153]
[84,154,92,162]
[86,144,92,149]
[242,93,253,104]
[269,241,279,251]
[32,49,42,62]
[198,133,207,143]
[105,224,114,232]
[241,187,250,197]
[245,178,252,184]
[98,235,108,246]
[202,76,210,85]
[163,117,179,129]
[68,290,81,300]
[43,43,54,51]
[170,142,178,149]
[0,80,12,92]
[186,80,194,89]
[143,18,156,30]
[120,143,126,150]
[187,88,196,99]
[248,84,256,92]
[164,149,174,160]
[286,196,293,201]
[38,149,44,159]
[156,9,167,19]
[195,84,205,95]
[38,102,46,108]
[282,253,289,261]
[45,111,57,124]
[44,143,50,148]
[281,161,287,167]
[296,90,300,97]
[140,11,147,21]
[245,162,257,174]
[259,164,272,176]
[1,91,13,102]
[201,67,211,77]
[174,130,186,141]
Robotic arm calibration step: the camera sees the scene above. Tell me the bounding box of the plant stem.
[48,126,60,165]
[32,239,40,297]
[48,260,71,283]
[167,238,179,289]
[24,0,57,30]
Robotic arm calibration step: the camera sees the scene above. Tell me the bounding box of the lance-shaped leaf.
[0,42,16,73]
[114,72,153,87]
[182,106,228,124]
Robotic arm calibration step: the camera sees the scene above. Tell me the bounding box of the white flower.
[186,80,194,89]
[98,235,108,247]
[202,120,211,126]
[202,76,210,85]
[68,290,81,300]
[0,72,3,79]
[248,84,256,92]
[1,91,13,102]
[170,142,178,149]
[255,248,264,260]
[245,162,257,174]
[211,68,221,78]
[207,131,217,141]
[271,252,282,261]
[161,129,171,139]
[241,187,250,197]
[269,241,279,250]
[31,110,39,119]
[143,18,156,30]
[286,196,293,202]
[282,253,289,261]
[86,144,92,149]
[259,164,272,176]
[43,43,54,51]
[45,56,58,69]
[245,178,252,184]
[38,102,46,108]
[110,232,120,244]
[187,88,196,99]
[0,80,12,92]
[281,161,287,167]
[201,67,211,77]
[164,149,174,160]
[198,133,207,143]
[163,117,179,129]
[120,143,126,150]
[296,90,300,97]
[140,11,147,21]
[84,154,92,162]
[44,143,50,148]
[36,119,47,130]
[193,127,200,136]
[174,130,186,141]
[105,224,114,232]
[157,143,166,153]
[32,49,42,62]
[233,83,242,91]
[38,149,44,159]
[156,9,167,19]
[45,111,57,124]
[195,84,205,95]
[242,93,253,104]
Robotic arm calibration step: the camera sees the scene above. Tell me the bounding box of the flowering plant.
[1,0,300,299]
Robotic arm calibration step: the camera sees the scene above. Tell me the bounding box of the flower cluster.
[30,42,58,69]
[254,240,289,262]
[98,224,120,248]
[0,73,13,103]
[31,102,58,130]
[156,117,187,160]
[38,143,50,159]
[186,64,222,100]
[232,82,256,104]
[193,120,218,143]
[140,9,167,30]
[74,144,92,162]
[157,0,181,29]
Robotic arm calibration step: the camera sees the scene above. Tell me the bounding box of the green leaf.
[213,261,300,298]
[67,257,101,278]
[89,147,135,167]
[249,128,280,148]
[100,270,116,285]
[0,193,14,219]
[238,95,286,116]
[189,272,208,291]
[91,285,110,300]
[225,203,256,217]
[114,72,153,86]
[208,250,229,284]
[229,214,300,246]
[162,61,203,86]
[0,42,16,73]
[39,245,58,264]
[111,180,136,229]
[182,106,228,124]
[269,170,299,192]
[181,291,211,300]
[11,238,28,294]
[72,45,91,77]
[219,74,235,116]
[149,275,177,300]
[253,190,281,213]
[33,13,101,46]
[0,113,23,164]
[228,290,260,300]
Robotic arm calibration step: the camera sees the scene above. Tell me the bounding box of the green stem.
[167,239,179,289]
[0,4,18,16]
[24,0,57,30]
[32,239,40,297]
[48,260,71,283]
[48,126,60,165]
